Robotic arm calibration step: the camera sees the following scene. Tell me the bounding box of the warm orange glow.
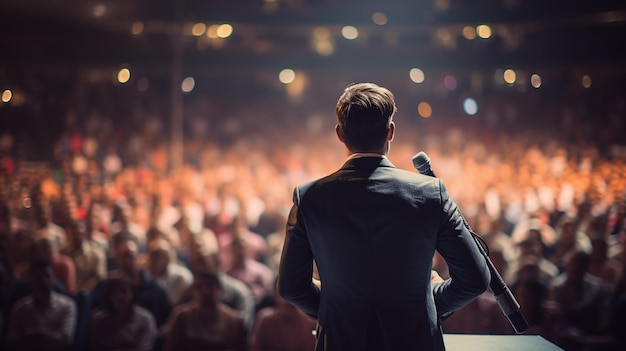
[117,68,131,84]
[476,24,492,39]
[531,74,542,88]
[409,68,425,84]
[418,102,432,118]
[315,41,334,56]
[1,89,12,103]
[313,27,330,40]
[341,26,358,40]
[181,77,195,92]
[279,69,296,84]
[503,69,516,84]
[131,22,144,35]
[462,26,476,40]
[217,24,233,38]
[191,23,207,36]
[207,25,219,38]
[582,75,592,88]
[372,12,388,25]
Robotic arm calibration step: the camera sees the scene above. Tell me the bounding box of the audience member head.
[189,233,220,273]
[590,237,608,264]
[31,234,59,262]
[102,277,135,316]
[230,232,248,268]
[147,238,173,277]
[335,82,396,154]
[28,259,55,296]
[556,216,577,247]
[111,231,139,276]
[565,250,591,285]
[193,270,222,309]
[518,237,544,258]
[69,219,87,246]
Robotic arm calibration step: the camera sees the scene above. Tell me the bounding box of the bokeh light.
[262,0,279,14]
[279,69,296,84]
[117,68,131,84]
[531,74,542,88]
[313,27,330,40]
[315,41,334,56]
[341,26,359,40]
[418,102,433,118]
[462,26,476,40]
[443,75,457,90]
[131,22,144,35]
[409,68,425,83]
[217,24,233,38]
[476,24,492,39]
[191,23,207,36]
[1,89,12,103]
[93,4,106,17]
[503,69,516,84]
[372,12,388,25]
[463,98,478,115]
[181,77,195,92]
[207,25,219,38]
[582,75,592,88]
[137,78,149,92]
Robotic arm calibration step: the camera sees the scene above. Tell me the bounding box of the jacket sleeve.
[432,179,490,319]
[277,187,321,320]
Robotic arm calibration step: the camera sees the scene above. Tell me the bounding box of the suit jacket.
[278,156,490,351]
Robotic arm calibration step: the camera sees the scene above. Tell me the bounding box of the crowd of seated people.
[0,90,625,351]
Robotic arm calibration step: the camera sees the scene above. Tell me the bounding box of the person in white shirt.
[146,238,193,306]
[5,260,77,351]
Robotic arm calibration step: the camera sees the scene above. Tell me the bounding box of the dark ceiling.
[1,0,625,72]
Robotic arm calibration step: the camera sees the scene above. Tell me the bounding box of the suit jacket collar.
[340,155,396,171]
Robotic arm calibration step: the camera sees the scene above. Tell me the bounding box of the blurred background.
[1,1,626,351]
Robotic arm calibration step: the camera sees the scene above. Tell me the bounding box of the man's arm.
[277,188,320,319]
[432,179,490,319]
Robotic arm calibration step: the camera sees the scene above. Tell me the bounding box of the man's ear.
[335,124,344,143]
[387,121,395,142]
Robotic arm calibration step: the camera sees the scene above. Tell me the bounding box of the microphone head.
[412,151,431,174]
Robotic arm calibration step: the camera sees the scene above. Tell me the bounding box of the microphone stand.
[466,225,529,334]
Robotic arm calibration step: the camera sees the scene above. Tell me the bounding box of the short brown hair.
[336,82,397,152]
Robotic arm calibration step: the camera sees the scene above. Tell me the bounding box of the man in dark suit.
[277,82,490,351]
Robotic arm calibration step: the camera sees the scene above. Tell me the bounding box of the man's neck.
[347,152,387,160]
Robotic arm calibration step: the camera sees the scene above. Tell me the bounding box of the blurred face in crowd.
[559,221,576,246]
[566,251,590,284]
[193,272,222,308]
[115,239,138,274]
[230,235,247,266]
[30,263,55,294]
[519,238,543,258]
[70,220,87,244]
[147,239,171,277]
[32,236,57,261]
[110,280,134,314]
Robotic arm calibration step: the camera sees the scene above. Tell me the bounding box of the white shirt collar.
[347,153,388,161]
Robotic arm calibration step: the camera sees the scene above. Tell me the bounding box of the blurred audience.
[164,271,247,351]
[91,231,171,329]
[0,86,624,351]
[4,260,77,351]
[145,237,193,306]
[88,277,157,351]
[62,219,106,293]
[249,282,317,351]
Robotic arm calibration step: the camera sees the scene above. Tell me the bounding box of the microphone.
[412,151,529,334]
[412,151,435,177]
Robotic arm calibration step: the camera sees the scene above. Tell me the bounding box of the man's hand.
[431,270,444,284]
